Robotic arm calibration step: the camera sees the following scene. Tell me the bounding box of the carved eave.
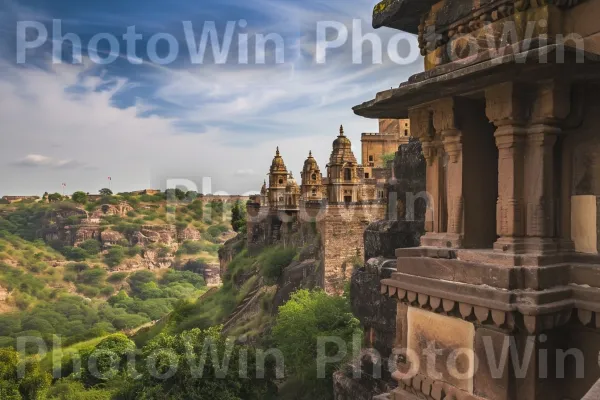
[353,44,600,120]
[373,0,437,33]
[380,272,600,333]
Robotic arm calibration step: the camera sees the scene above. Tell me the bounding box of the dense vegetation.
[0,193,361,399]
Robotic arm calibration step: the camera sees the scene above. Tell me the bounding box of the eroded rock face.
[100,229,126,248]
[73,226,101,246]
[203,264,222,286]
[333,355,393,400]
[132,225,178,247]
[351,258,397,357]
[218,233,245,278]
[272,259,320,309]
[177,227,201,242]
[364,221,423,260]
[0,286,9,302]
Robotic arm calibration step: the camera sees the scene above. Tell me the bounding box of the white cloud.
[13,154,86,169]
[0,0,425,196]
[234,169,257,177]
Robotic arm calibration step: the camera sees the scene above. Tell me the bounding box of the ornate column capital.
[531,80,571,125]
[408,106,432,140]
[432,98,458,133]
[485,82,530,127]
[432,98,463,164]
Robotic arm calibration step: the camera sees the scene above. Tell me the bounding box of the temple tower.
[267,147,288,209]
[326,126,360,203]
[284,171,300,210]
[301,151,324,202]
[259,180,268,207]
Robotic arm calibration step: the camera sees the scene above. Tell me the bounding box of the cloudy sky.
[0,0,422,196]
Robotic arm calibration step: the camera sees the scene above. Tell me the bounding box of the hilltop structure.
[247,123,407,293]
[351,0,600,399]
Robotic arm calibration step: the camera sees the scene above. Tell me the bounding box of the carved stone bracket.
[393,371,486,400]
[380,283,579,334]
[381,283,517,330]
[576,309,600,329]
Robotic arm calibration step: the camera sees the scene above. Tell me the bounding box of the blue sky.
[0,0,422,195]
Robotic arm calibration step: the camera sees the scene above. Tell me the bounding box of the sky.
[0,0,422,196]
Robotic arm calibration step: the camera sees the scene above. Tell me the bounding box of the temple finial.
[309,150,312,157]
[339,125,344,136]
[276,146,280,156]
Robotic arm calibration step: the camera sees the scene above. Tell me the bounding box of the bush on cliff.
[103,246,125,268]
[272,290,361,399]
[259,246,297,284]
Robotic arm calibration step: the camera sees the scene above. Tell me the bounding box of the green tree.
[99,188,113,196]
[118,327,277,399]
[0,348,51,400]
[166,188,186,201]
[272,290,361,398]
[48,193,63,203]
[71,191,88,205]
[231,200,247,232]
[104,246,125,268]
[80,334,136,386]
[61,246,88,261]
[79,239,101,256]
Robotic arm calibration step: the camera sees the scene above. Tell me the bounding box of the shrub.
[104,246,125,268]
[178,240,203,255]
[259,246,297,283]
[61,246,88,261]
[80,334,136,386]
[272,290,361,398]
[71,191,88,205]
[126,246,142,257]
[0,348,51,399]
[79,239,101,255]
[78,268,107,285]
[46,380,112,400]
[118,327,277,399]
[107,272,128,283]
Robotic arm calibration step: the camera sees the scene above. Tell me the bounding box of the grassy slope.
[0,195,235,352]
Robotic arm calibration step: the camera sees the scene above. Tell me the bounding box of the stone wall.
[319,203,386,294]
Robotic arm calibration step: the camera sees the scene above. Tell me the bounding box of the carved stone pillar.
[434,98,463,248]
[523,81,570,253]
[409,106,448,245]
[486,83,528,253]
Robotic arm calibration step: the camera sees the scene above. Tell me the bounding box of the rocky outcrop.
[97,202,133,217]
[272,259,320,309]
[203,264,222,286]
[218,233,246,278]
[100,229,126,248]
[132,225,178,247]
[333,354,394,400]
[0,286,9,302]
[177,227,201,242]
[73,225,101,246]
[364,220,423,260]
[351,258,397,358]
[181,260,223,287]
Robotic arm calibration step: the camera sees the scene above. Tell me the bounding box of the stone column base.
[421,232,463,249]
[494,237,559,255]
